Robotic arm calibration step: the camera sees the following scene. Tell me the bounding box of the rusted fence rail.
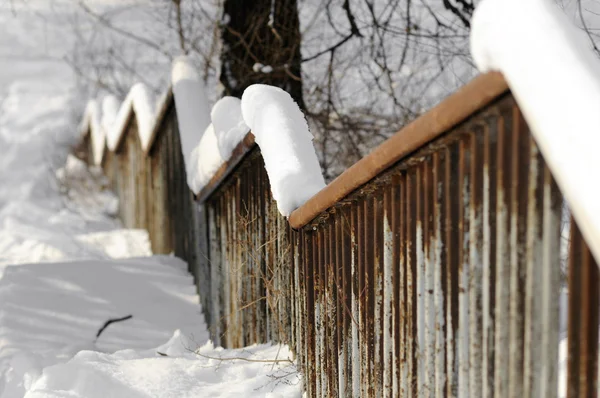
[78,72,598,397]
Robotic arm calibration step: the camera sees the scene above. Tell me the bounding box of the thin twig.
[194,351,294,365]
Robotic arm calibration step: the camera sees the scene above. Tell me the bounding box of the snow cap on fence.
[171,56,211,180]
[211,96,250,160]
[241,84,326,216]
[187,123,224,194]
[471,0,600,262]
[185,97,250,194]
[80,99,104,166]
[106,83,155,152]
[101,95,119,134]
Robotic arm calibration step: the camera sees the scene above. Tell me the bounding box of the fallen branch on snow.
[95,315,133,340]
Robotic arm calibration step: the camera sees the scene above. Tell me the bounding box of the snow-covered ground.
[0,2,301,397]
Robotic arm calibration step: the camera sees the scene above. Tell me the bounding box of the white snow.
[80,100,104,166]
[80,95,118,166]
[252,63,274,74]
[211,96,250,161]
[241,84,325,216]
[186,96,250,194]
[106,83,155,152]
[471,0,600,264]
[0,256,207,396]
[25,335,300,398]
[187,124,224,194]
[171,56,211,178]
[101,95,120,134]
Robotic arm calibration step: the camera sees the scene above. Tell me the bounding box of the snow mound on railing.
[188,124,222,194]
[171,56,210,178]
[471,0,600,262]
[106,83,155,152]
[79,62,324,212]
[185,97,250,194]
[212,96,250,160]
[241,84,325,216]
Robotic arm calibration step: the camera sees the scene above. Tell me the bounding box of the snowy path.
[0,257,208,396]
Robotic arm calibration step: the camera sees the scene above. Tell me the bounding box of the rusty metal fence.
[78,72,598,397]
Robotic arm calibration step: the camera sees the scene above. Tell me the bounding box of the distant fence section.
[77,72,598,397]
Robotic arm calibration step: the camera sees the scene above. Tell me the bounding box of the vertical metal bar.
[304,230,316,397]
[253,165,261,345]
[277,212,287,344]
[523,138,544,397]
[508,107,530,397]
[341,207,353,396]
[383,186,394,397]
[289,226,296,352]
[494,104,513,396]
[482,115,498,398]
[469,128,484,396]
[231,184,239,346]
[374,193,384,397]
[227,186,235,346]
[293,229,303,365]
[236,180,243,347]
[364,197,375,397]
[567,223,582,398]
[257,164,266,343]
[405,170,417,397]
[537,163,561,398]
[351,203,361,397]
[298,229,306,378]
[283,218,292,347]
[227,187,236,346]
[358,198,367,397]
[416,163,427,396]
[321,224,330,397]
[315,227,324,398]
[445,144,460,398]
[567,222,599,398]
[209,203,221,347]
[329,219,339,397]
[268,195,277,343]
[395,173,406,397]
[419,159,435,397]
[458,136,471,397]
[335,211,346,396]
[243,166,253,345]
[433,152,447,398]
[263,173,271,342]
[220,194,230,347]
[245,167,252,346]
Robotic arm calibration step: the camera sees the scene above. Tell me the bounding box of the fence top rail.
[288,71,509,229]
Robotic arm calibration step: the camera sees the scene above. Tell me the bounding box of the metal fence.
[79,72,598,397]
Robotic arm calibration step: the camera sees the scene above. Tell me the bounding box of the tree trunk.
[220,0,304,108]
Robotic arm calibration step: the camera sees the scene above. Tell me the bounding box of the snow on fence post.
[171,56,211,189]
[471,0,600,264]
[212,96,250,161]
[80,100,103,166]
[186,96,250,195]
[241,84,326,217]
[101,95,119,138]
[106,83,154,152]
